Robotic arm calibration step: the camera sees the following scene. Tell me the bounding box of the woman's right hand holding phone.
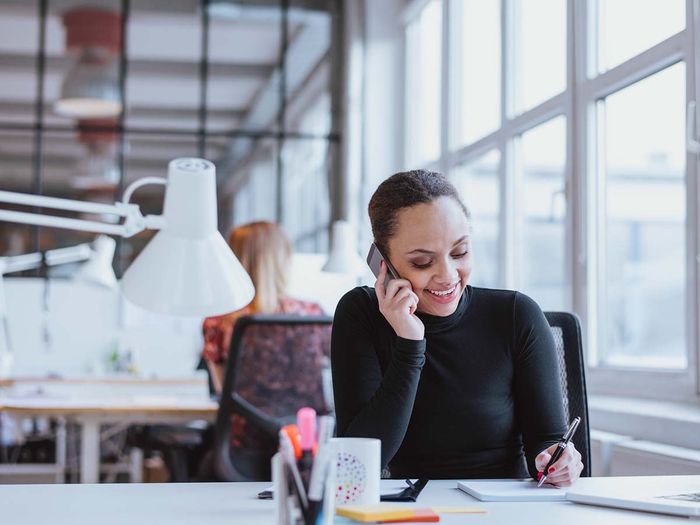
[375,261,425,341]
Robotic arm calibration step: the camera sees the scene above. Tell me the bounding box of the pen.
[308,416,335,502]
[279,430,308,509]
[308,416,335,525]
[537,416,581,488]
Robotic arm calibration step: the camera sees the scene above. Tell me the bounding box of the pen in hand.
[537,416,581,488]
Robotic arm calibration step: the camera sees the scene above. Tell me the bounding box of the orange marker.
[281,424,301,460]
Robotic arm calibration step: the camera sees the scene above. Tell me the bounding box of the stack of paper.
[456,480,566,502]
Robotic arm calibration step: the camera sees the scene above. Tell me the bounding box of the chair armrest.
[230,393,282,437]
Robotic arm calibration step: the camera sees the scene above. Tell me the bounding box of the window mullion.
[500,0,513,289]
[439,0,450,175]
[567,0,581,317]
[685,0,700,396]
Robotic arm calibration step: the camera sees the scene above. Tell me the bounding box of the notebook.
[456,480,567,502]
[566,475,700,518]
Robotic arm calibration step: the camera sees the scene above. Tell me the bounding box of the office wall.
[3,278,204,378]
[2,254,359,379]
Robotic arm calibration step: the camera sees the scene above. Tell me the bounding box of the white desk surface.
[0,478,695,525]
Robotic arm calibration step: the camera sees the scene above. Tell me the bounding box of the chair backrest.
[213,314,333,481]
[544,311,591,477]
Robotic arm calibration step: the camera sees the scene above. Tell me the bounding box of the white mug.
[330,437,381,506]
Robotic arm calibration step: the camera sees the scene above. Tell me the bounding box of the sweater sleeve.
[511,293,568,479]
[331,289,426,469]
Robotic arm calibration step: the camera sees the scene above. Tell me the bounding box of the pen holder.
[272,450,336,525]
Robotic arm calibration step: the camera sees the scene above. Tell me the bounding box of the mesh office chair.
[544,311,591,477]
[211,314,333,481]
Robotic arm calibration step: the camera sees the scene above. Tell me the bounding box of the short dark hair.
[368,169,470,256]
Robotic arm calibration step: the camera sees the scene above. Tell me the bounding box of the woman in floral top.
[202,221,324,394]
[202,221,326,455]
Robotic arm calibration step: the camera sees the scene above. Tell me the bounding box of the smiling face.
[385,196,472,317]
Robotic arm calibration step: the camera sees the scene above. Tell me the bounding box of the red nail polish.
[537,472,543,481]
[548,467,555,473]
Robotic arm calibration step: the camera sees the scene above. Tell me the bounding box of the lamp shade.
[73,235,118,289]
[120,158,255,316]
[54,49,122,119]
[322,220,366,275]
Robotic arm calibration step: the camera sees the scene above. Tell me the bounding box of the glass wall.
[0,0,338,269]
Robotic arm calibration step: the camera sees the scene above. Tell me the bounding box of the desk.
[0,478,695,524]
[0,395,217,483]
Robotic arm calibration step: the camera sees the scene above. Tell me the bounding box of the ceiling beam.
[0,53,274,79]
[0,101,244,121]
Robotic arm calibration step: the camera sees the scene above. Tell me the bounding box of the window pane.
[513,0,566,114]
[207,5,283,133]
[0,2,38,125]
[281,94,331,251]
[519,116,567,311]
[127,5,201,131]
[597,0,685,73]
[601,63,686,368]
[450,150,500,288]
[229,139,278,226]
[450,0,500,147]
[0,129,36,255]
[405,0,442,167]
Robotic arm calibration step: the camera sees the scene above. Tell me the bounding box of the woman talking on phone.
[331,170,583,486]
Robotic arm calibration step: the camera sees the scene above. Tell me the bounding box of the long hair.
[228,221,292,313]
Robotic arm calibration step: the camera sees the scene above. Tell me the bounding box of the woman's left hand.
[535,442,583,487]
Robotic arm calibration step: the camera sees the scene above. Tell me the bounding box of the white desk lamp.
[0,158,255,317]
[0,235,119,376]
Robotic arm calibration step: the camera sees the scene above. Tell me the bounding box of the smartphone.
[366,243,400,288]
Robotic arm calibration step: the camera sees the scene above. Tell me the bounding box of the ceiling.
[0,0,331,197]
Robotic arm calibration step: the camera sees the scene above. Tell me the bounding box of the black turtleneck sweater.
[330,285,567,480]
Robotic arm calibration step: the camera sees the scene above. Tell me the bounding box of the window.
[405,0,443,167]
[512,0,566,114]
[518,116,568,311]
[598,64,687,369]
[450,0,501,147]
[450,150,501,287]
[282,95,332,252]
[595,0,685,74]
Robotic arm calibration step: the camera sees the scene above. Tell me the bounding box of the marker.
[297,407,316,489]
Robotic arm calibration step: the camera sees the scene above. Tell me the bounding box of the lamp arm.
[121,177,168,231]
[0,179,167,238]
[0,244,93,274]
[0,209,133,236]
[122,177,167,205]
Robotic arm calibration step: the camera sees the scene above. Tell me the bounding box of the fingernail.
[536,472,543,481]
[548,467,555,473]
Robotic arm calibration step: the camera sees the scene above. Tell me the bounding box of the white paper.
[457,480,567,502]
